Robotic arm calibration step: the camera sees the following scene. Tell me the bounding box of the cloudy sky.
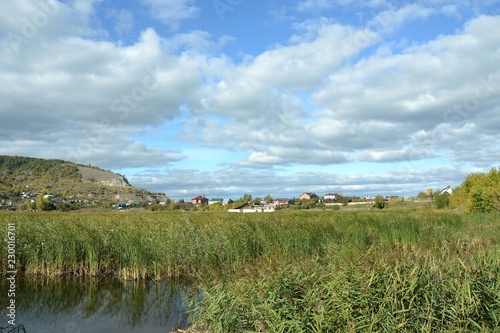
[1,0,499,200]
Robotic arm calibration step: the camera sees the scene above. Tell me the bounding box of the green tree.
[450,167,500,213]
[417,191,429,199]
[35,196,55,211]
[434,192,450,209]
[374,195,386,209]
[253,197,262,205]
[241,194,252,205]
[264,194,273,203]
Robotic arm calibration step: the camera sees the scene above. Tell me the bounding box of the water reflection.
[0,276,189,333]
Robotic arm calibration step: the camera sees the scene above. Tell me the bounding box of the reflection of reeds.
[0,276,188,329]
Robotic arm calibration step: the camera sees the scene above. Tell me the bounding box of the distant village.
[0,186,453,212]
[187,186,453,213]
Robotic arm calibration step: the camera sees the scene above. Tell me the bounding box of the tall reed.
[1,210,499,331]
[0,211,497,280]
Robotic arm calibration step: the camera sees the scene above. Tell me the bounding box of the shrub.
[374,195,385,209]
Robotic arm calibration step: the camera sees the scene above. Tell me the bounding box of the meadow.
[1,210,499,332]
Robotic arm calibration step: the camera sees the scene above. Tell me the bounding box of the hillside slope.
[0,155,167,204]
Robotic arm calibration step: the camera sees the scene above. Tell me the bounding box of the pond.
[0,276,190,333]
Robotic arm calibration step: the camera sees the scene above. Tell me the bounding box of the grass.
[1,210,499,331]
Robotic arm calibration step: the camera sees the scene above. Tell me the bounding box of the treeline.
[449,167,500,213]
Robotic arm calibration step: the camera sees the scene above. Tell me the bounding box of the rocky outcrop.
[114,193,170,203]
[100,177,131,188]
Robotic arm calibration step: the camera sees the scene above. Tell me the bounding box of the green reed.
[1,210,499,331]
[189,237,500,332]
[0,211,496,279]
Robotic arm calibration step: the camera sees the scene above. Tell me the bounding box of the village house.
[191,195,209,205]
[299,192,319,201]
[364,195,375,203]
[273,198,290,205]
[323,193,339,201]
[440,185,453,195]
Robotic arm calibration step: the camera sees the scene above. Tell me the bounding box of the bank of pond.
[1,211,499,332]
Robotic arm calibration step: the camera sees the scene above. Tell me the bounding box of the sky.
[1,0,499,201]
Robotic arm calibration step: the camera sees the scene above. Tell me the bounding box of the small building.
[440,186,453,195]
[273,198,290,205]
[191,195,209,205]
[299,192,319,201]
[323,193,339,201]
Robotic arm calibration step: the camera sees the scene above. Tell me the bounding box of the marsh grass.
[190,239,500,332]
[1,210,499,331]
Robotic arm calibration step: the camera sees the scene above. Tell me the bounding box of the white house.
[440,186,453,195]
[323,193,339,201]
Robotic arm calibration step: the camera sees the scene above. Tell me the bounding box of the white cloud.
[106,9,134,35]
[186,15,500,169]
[0,3,206,169]
[141,0,198,26]
[296,0,336,12]
[367,4,435,33]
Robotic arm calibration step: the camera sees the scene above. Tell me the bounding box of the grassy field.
[1,210,499,332]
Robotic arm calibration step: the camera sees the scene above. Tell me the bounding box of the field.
[1,210,499,332]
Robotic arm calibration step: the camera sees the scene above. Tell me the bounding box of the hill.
[0,155,168,208]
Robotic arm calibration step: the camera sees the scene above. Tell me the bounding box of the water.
[0,276,190,333]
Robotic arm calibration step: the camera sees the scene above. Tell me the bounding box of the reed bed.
[1,210,499,331]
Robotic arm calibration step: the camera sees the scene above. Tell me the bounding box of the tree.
[35,196,55,211]
[374,195,386,209]
[253,197,262,205]
[434,192,450,209]
[264,194,273,203]
[449,167,500,213]
[417,191,429,199]
[241,194,252,204]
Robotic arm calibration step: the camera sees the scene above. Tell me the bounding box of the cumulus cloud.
[183,15,499,170]
[0,3,204,168]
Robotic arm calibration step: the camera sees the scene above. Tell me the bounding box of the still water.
[0,276,190,333]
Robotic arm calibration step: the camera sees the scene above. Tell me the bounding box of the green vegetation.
[34,196,56,211]
[449,167,500,213]
[0,155,81,198]
[373,194,386,209]
[1,210,499,331]
[434,191,450,209]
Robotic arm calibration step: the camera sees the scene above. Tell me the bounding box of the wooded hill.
[0,155,167,204]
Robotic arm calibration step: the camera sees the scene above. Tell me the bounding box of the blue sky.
[1,0,499,200]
